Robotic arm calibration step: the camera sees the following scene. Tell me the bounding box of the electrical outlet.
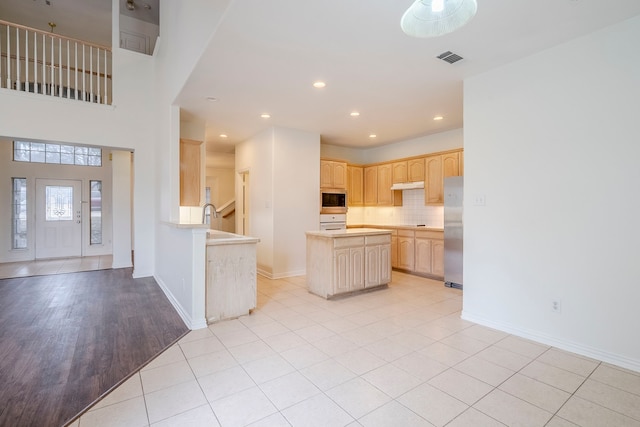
[551,299,562,313]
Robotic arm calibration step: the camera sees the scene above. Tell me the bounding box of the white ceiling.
[3,1,640,154]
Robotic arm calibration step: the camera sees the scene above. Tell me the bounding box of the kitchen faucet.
[202,203,218,224]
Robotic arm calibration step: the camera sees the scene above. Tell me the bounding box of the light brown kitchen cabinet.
[377,164,393,205]
[393,158,424,183]
[397,230,415,271]
[431,239,445,277]
[425,151,461,205]
[424,155,443,205]
[364,166,378,206]
[320,160,347,189]
[414,237,432,274]
[376,164,403,206]
[180,138,202,206]
[442,152,460,178]
[347,165,364,206]
[392,161,408,184]
[408,158,425,182]
[415,230,444,277]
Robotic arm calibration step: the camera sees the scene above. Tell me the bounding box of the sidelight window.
[90,180,103,245]
[12,178,27,249]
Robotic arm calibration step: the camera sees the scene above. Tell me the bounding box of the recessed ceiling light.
[350,111,360,117]
[261,113,271,118]
[313,81,326,88]
[369,134,377,138]
[433,115,444,121]
[220,134,228,138]
[206,97,218,102]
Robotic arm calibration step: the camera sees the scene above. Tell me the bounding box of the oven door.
[320,221,346,231]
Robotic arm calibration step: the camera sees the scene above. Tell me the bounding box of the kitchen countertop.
[306,228,392,238]
[348,224,444,232]
[206,230,260,245]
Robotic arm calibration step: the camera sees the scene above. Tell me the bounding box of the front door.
[35,179,82,259]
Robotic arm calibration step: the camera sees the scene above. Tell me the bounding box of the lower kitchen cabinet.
[414,237,432,274]
[382,228,444,279]
[414,230,444,278]
[397,230,415,271]
[431,239,444,277]
[306,229,392,298]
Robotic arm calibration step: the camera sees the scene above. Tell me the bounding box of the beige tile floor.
[0,255,113,279]
[61,271,640,427]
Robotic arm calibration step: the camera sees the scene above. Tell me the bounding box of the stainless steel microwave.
[320,189,347,214]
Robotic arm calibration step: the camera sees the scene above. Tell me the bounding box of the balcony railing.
[0,20,112,105]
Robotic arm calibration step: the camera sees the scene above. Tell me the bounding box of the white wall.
[111,150,133,268]
[235,129,275,274]
[236,127,320,278]
[273,128,321,277]
[463,15,640,371]
[321,128,463,165]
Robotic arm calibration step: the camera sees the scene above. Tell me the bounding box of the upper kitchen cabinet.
[347,165,364,207]
[392,158,425,183]
[180,138,202,206]
[425,150,461,205]
[320,160,347,189]
[392,161,408,184]
[364,166,378,206]
[377,164,402,206]
[408,158,425,182]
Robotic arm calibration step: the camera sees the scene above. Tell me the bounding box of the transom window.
[13,141,102,167]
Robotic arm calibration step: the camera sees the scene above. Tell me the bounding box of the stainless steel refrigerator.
[444,176,463,289]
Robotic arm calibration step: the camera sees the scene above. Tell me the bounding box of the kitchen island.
[206,230,260,323]
[306,228,392,299]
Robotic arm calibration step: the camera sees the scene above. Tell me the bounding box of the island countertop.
[206,230,260,246]
[305,228,392,238]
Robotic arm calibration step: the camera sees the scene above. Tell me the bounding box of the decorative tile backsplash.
[346,189,444,227]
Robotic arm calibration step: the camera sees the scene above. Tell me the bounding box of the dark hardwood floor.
[0,268,189,427]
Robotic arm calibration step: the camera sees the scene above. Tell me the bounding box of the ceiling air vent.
[437,51,463,64]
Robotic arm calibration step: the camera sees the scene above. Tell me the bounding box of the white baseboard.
[154,275,207,330]
[257,268,306,280]
[462,310,640,373]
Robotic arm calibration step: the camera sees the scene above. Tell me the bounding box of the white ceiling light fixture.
[401,0,477,38]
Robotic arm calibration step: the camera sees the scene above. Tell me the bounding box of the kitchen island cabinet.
[306,228,392,299]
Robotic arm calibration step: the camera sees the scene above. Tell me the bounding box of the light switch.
[473,194,486,206]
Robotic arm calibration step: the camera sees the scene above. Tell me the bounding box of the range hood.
[390,181,424,190]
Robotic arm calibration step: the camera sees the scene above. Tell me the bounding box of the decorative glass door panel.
[45,186,74,221]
